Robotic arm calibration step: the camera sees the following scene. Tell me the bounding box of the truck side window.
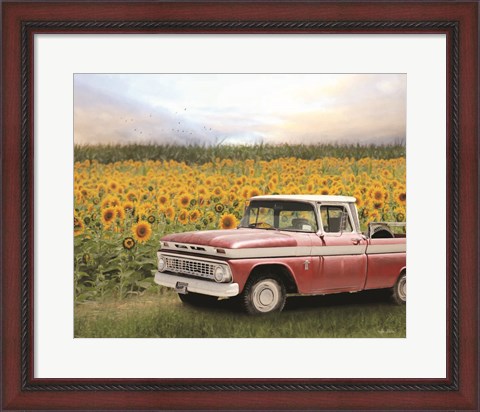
[320,205,353,233]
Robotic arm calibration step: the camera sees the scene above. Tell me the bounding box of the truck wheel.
[242,275,286,315]
[178,292,218,308]
[391,272,406,305]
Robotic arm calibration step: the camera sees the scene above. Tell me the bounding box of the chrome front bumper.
[154,272,240,298]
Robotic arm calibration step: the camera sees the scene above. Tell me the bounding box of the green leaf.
[136,279,153,289]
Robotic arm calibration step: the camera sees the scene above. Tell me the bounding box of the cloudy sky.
[74,73,406,146]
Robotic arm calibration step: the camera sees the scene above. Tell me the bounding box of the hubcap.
[252,280,280,312]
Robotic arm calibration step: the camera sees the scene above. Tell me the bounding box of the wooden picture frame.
[2,1,478,410]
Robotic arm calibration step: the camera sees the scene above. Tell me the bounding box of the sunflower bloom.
[132,221,152,243]
[320,187,330,196]
[371,187,384,202]
[395,189,406,205]
[214,203,225,213]
[158,194,169,205]
[122,237,136,250]
[165,206,175,220]
[177,193,192,209]
[101,207,116,227]
[189,209,201,223]
[178,209,189,225]
[373,200,384,210]
[74,216,84,236]
[249,188,261,198]
[108,180,119,192]
[147,215,155,224]
[126,191,138,202]
[123,201,134,213]
[219,213,238,230]
[114,206,125,220]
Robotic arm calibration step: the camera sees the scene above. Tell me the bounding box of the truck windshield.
[239,201,318,232]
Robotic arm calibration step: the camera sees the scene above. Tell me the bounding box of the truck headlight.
[213,265,231,283]
[158,256,167,272]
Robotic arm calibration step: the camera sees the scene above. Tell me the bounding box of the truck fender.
[247,262,299,294]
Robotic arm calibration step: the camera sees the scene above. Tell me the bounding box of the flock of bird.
[119,106,222,144]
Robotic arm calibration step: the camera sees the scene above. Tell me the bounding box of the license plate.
[175,281,188,294]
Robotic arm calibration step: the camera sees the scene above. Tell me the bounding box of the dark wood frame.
[2,1,478,410]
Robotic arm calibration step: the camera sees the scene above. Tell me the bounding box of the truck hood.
[162,228,300,249]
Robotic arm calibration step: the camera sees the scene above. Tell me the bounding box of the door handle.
[352,238,362,245]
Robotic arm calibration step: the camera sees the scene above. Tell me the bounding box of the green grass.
[74,143,406,164]
[74,289,406,338]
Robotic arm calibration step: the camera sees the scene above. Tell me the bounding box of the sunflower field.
[74,145,406,302]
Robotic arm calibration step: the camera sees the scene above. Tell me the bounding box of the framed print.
[2,1,478,410]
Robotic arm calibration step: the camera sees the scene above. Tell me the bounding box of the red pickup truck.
[154,195,406,314]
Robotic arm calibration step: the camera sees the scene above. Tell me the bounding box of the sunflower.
[132,221,152,243]
[370,187,385,202]
[123,201,134,213]
[372,199,384,210]
[197,185,208,195]
[178,209,189,225]
[97,184,107,197]
[101,207,116,226]
[354,192,365,208]
[212,186,224,197]
[306,182,315,193]
[74,216,84,236]
[320,187,330,196]
[165,206,175,220]
[395,189,406,205]
[249,187,261,198]
[241,186,251,199]
[108,180,120,192]
[369,210,381,222]
[381,169,393,179]
[197,194,207,206]
[219,213,238,230]
[122,237,136,250]
[126,191,138,202]
[189,209,201,223]
[101,195,121,209]
[206,211,216,223]
[177,193,192,209]
[214,203,225,213]
[147,215,156,224]
[158,194,169,206]
[114,206,125,220]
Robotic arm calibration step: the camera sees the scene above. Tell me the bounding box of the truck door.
[311,204,368,292]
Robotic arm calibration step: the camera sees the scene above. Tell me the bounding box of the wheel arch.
[247,263,298,294]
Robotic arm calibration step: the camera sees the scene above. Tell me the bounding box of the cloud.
[74,76,220,145]
[74,74,406,146]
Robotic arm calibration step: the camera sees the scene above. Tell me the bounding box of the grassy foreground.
[74,289,406,338]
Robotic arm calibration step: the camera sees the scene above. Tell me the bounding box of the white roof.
[251,194,357,203]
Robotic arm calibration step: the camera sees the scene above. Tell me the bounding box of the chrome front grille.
[164,255,216,280]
